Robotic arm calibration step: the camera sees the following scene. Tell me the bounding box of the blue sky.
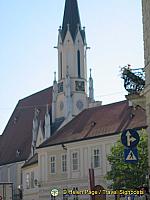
[0,0,144,134]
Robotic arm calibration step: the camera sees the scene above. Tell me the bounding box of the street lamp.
[17,185,22,200]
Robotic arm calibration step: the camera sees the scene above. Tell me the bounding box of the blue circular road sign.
[121,129,140,147]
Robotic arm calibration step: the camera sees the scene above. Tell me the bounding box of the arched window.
[60,52,62,79]
[77,50,81,78]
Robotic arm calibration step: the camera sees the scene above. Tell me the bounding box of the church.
[0,0,148,200]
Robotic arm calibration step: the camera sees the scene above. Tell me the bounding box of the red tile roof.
[0,87,52,166]
[39,101,147,148]
[0,87,147,167]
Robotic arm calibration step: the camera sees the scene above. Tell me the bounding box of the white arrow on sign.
[126,131,137,146]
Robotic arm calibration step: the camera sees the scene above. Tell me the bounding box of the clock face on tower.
[75,81,85,92]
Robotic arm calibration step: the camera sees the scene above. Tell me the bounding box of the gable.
[0,87,52,166]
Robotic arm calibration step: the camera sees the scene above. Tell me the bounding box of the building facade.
[22,100,146,200]
[142,0,150,189]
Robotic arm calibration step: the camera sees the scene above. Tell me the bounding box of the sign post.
[121,129,139,164]
[89,168,95,200]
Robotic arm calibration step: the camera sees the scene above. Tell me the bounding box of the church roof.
[61,0,82,41]
[39,101,147,148]
[0,87,52,166]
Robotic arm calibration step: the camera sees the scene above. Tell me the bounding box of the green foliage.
[106,129,148,190]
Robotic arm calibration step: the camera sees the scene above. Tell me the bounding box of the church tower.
[52,0,88,123]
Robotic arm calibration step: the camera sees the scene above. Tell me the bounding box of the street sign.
[121,129,140,148]
[124,148,138,163]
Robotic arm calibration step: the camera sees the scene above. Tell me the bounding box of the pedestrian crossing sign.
[124,148,138,163]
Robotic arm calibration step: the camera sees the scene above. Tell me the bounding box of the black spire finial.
[61,0,81,41]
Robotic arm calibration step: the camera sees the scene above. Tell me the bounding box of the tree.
[106,129,148,190]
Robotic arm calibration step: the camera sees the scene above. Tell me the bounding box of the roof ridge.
[85,100,127,112]
[19,86,52,102]
[101,100,127,107]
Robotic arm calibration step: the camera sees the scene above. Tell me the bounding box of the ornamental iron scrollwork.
[121,65,145,94]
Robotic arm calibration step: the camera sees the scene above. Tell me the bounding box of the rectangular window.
[31,171,34,188]
[26,173,30,189]
[72,152,79,171]
[50,156,56,174]
[92,148,100,168]
[61,154,67,172]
